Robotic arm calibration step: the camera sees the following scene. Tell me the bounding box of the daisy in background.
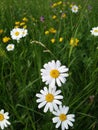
[41,60,69,87]
[0,109,11,130]
[52,105,75,130]
[71,5,79,13]
[22,28,28,37]
[10,28,23,41]
[36,86,63,113]
[6,44,15,51]
[90,26,98,36]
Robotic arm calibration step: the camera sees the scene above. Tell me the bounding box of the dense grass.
[0,0,98,130]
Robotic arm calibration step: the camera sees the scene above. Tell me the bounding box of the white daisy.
[52,105,75,130]
[36,86,63,113]
[0,109,11,130]
[22,28,28,37]
[6,44,15,51]
[41,60,69,87]
[90,27,98,36]
[10,28,23,41]
[71,5,78,13]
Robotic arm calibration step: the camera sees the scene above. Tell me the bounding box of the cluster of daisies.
[6,27,28,51]
[36,60,75,130]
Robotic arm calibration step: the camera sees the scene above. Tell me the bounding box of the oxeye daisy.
[41,60,69,87]
[52,105,75,130]
[22,28,28,37]
[0,109,11,130]
[90,27,98,36]
[10,28,23,41]
[36,86,63,113]
[6,44,15,51]
[71,5,78,13]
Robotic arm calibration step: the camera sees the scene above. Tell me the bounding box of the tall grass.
[0,0,98,130]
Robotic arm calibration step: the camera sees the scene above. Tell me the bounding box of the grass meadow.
[0,0,98,130]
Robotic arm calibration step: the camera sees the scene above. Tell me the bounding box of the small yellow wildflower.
[45,31,49,35]
[61,13,66,18]
[51,3,57,8]
[2,37,11,43]
[57,1,62,5]
[52,15,57,19]
[20,22,25,26]
[51,38,55,43]
[49,28,56,33]
[22,17,28,22]
[15,21,20,25]
[23,25,27,29]
[0,29,3,34]
[14,26,19,28]
[70,38,79,46]
[59,37,63,42]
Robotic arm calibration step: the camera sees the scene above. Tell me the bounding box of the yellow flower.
[59,37,63,42]
[51,3,57,8]
[0,29,3,34]
[22,17,28,22]
[52,15,57,19]
[57,1,62,5]
[61,13,67,18]
[51,38,55,43]
[70,38,79,46]
[15,21,20,25]
[45,31,49,35]
[20,22,25,26]
[14,26,19,28]
[23,25,27,29]
[2,37,11,43]
[49,28,56,33]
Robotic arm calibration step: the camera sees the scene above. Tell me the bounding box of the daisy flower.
[22,28,28,37]
[0,109,11,130]
[71,5,78,13]
[10,28,23,41]
[52,105,75,130]
[36,86,63,113]
[41,60,69,87]
[6,44,15,51]
[90,27,98,36]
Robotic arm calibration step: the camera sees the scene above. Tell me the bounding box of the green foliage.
[0,0,98,130]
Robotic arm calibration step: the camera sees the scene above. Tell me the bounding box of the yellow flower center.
[94,29,98,33]
[59,114,67,121]
[50,69,60,78]
[15,31,19,36]
[0,114,4,121]
[45,93,54,102]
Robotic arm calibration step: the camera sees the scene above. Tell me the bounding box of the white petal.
[52,103,59,110]
[63,121,69,129]
[64,106,69,114]
[38,101,46,108]
[56,60,61,68]
[54,100,62,105]
[58,76,66,83]
[52,117,59,123]
[44,103,49,113]
[36,93,43,98]
[60,73,69,77]
[36,97,45,103]
[55,120,61,128]
[54,90,61,96]
[66,120,73,127]
[55,95,63,99]
[49,79,55,88]
[56,78,62,86]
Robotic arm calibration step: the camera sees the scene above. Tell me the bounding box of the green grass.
[0,0,98,130]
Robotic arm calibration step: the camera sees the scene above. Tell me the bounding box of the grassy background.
[0,0,98,130]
